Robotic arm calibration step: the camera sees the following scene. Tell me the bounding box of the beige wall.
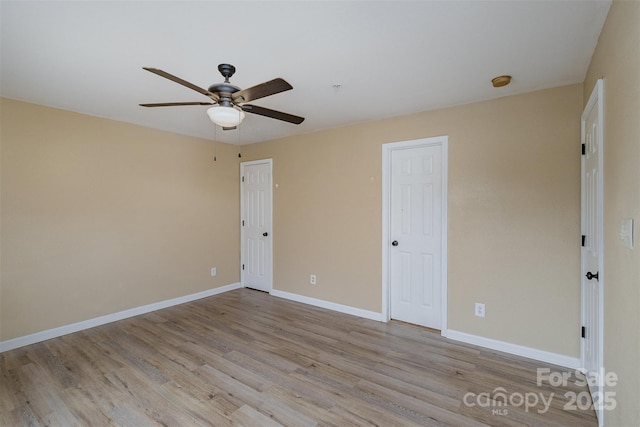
[2,84,584,361]
[583,0,640,425]
[244,84,583,358]
[0,98,240,341]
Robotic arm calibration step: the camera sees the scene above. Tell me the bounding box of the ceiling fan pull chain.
[213,126,217,161]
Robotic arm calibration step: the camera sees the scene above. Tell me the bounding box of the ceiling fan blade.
[142,67,219,101]
[242,104,305,124]
[233,78,293,103]
[140,102,214,107]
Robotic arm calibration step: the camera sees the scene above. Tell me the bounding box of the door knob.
[392,240,399,246]
[585,271,599,281]
[263,232,268,237]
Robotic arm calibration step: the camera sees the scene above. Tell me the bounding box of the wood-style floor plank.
[0,288,597,426]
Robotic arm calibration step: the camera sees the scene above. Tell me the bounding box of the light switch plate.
[620,218,634,249]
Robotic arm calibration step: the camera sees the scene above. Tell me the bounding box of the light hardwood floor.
[1,288,597,426]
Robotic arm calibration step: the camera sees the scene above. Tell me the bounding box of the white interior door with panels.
[382,137,447,330]
[581,79,604,426]
[241,159,273,292]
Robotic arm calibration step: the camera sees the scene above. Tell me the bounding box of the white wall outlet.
[210,267,217,277]
[310,274,317,285]
[475,302,485,318]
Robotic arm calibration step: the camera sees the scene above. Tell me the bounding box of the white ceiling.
[1,0,611,145]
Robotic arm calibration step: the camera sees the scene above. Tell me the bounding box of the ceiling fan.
[140,64,304,129]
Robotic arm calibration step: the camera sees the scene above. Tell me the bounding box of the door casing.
[240,159,273,292]
[382,136,448,333]
[580,79,604,427]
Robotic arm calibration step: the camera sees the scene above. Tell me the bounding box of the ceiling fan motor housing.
[210,64,240,103]
[208,82,240,98]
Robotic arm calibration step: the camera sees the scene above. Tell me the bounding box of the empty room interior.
[1,1,638,426]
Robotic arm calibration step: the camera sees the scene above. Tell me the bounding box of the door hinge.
[242,176,245,182]
[582,235,586,247]
[581,326,586,338]
[242,264,245,270]
[242,220,245,226]
[581,143,586,155]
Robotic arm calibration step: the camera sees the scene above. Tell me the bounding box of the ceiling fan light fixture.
[491,75,512,88]
[207,106,246,127]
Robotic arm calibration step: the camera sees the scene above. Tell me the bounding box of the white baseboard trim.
[2,284,581,372]
[446,329,581,370]
[0,282,242,353]
[270,289,384,322]
[268,291,581,370]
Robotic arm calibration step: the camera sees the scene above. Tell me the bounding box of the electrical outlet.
[310,274,317,285]
[210,267,217,277]
[475,302,485,318]
[620,218,634,249]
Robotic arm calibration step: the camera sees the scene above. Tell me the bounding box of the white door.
[581,80,604,424]
[241,160,272,292]
[385,139,446,329]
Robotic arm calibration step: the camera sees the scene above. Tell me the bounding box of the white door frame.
[580,79,604,426]
[382,136,448,333]
[240,158,273,292]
